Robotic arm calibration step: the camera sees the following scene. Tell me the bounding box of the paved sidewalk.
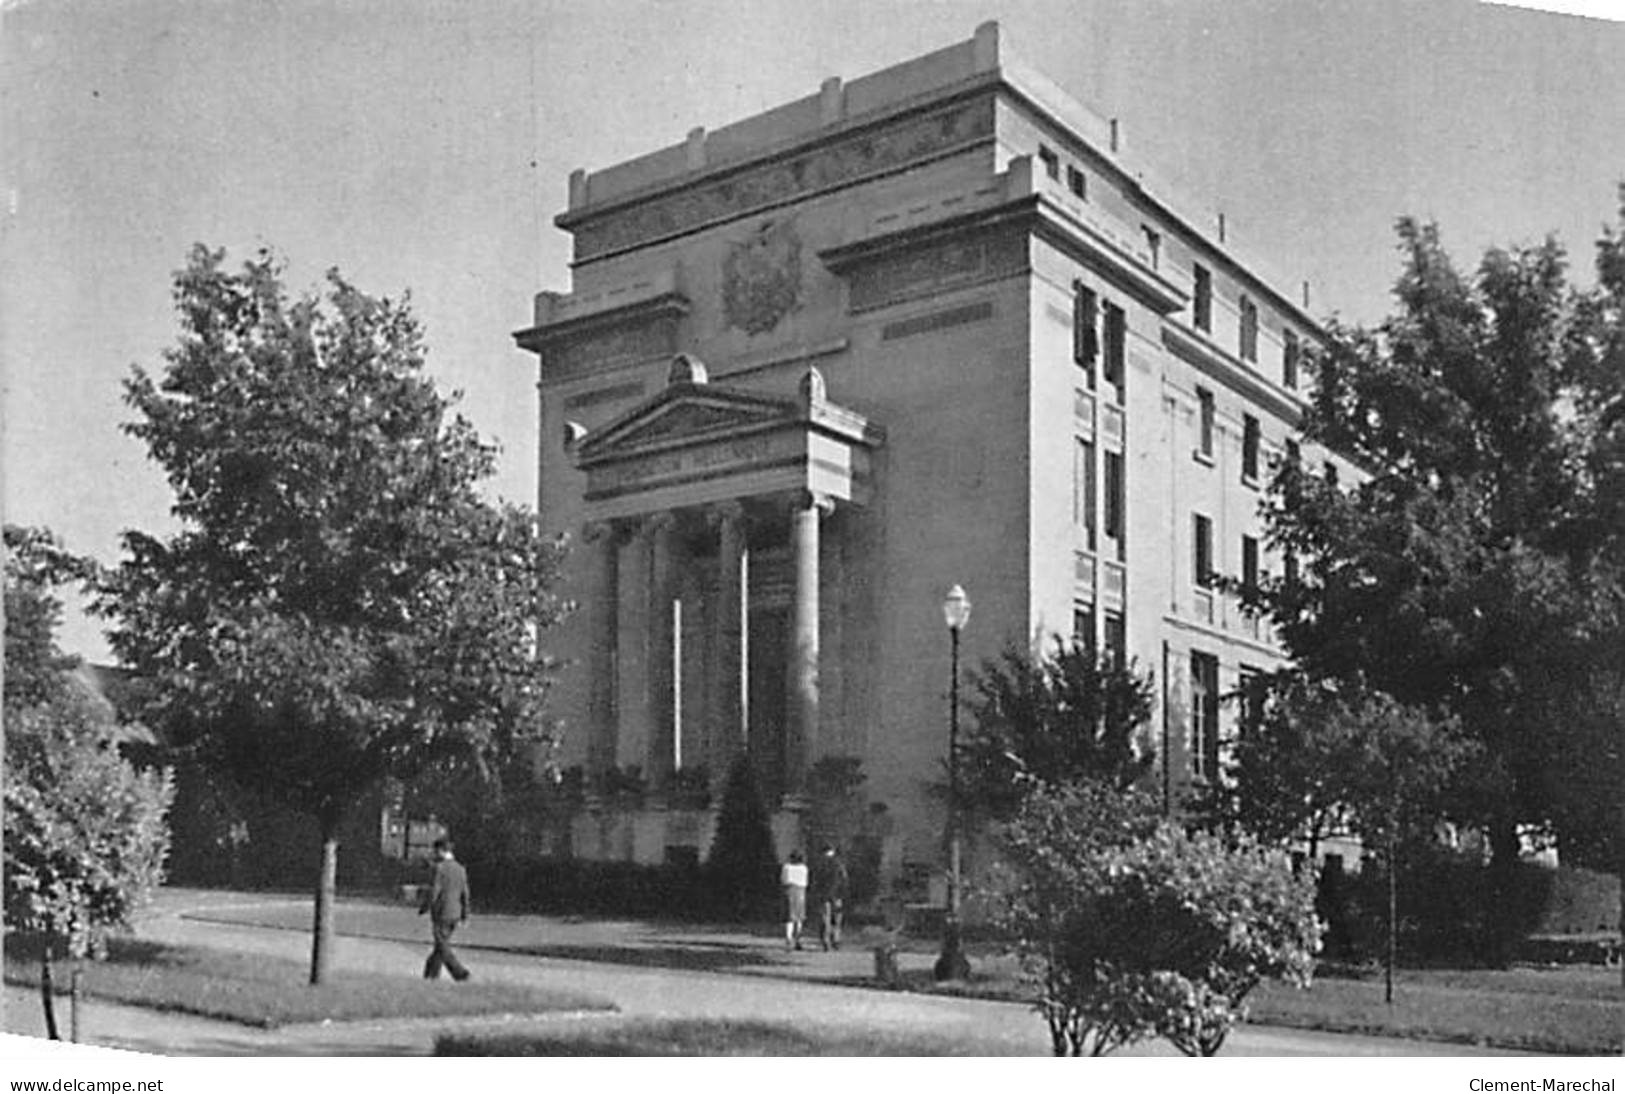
[1,891,1529,1057]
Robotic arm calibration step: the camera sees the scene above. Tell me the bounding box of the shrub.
[1000,781,1321,1056]
[704,755,782,922]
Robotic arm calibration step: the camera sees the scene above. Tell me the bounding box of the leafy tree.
[3,527,172,1040]
[99,245,568,984]
[999,782,1319,1057]
[1248,200,1625,895]
[960,640,1155,819]
[705,754,781,922]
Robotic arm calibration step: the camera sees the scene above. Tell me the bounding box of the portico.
[572,354,882,805]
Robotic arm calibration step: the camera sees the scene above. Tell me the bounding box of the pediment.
[576,388,797,464]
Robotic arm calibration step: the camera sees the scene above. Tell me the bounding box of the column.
[707,501,747,779]
[785,492,832,800]
[645,511,679,790]
[583,521,621,791]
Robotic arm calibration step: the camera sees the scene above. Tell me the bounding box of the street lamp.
[934,584,972,981]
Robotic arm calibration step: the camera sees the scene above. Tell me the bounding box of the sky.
[3,0,1623,662]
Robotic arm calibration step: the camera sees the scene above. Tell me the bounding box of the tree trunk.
[308,812,340,986]
[39,949,59,1041]
[1617,801,1624,990]
[1487,815,1521,966]
[1385,830,1397,1006]
[69,961,82,1043]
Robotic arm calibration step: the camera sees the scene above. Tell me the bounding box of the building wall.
[520,22,1360,872]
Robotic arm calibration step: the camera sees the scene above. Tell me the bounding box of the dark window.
[1193,264,1213,333]
[1193,513,1214,588]
[1143,226,1161,269]
[1197,388,1215,460]
[1240,295,1259,363]
[1242,534,1259,593]
[1237,666,1266,738]
[1324,460,1339,490]
[1242,414,1260,483]
[1073,282,1098,376]
[1284,548,1300,589]
[1102,301,1126,396]
[1076,438,1097,549]
[1104,611,1126,669]
[1038,145,1060,179]
[1067,165,1087,199]
[1285,437,1301,469]
[1104,451,1125,545]
[1191,651,1220,780]
[1283,328,1300,389]
[1073,606,1096,652]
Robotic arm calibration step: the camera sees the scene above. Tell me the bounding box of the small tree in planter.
[1001,781,1321,1056]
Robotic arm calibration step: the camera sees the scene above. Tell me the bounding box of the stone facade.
[514,23,1350,889]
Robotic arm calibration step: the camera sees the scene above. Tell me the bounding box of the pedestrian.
[780,849,808,950]
[418,836,472,981]
[811,844,850,951]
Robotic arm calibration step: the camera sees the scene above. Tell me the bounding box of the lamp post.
[934,584,972,981]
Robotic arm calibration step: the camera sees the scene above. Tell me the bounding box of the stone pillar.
[584,520,621,790]
[645,512,679,790]
[785,492,832,800]
[708,501,747,777]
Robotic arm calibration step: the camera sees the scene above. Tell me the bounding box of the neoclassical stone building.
[514,24,1346,881]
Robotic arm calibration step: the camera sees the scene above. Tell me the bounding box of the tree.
[705,754,782,922]
[1248,200,1625,900]
[3,526,173,1040]
[999,781,1320,1056]
[99,246,568,984]
[960,639,1155,820]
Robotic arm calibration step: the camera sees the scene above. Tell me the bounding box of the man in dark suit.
[418,837,471,981]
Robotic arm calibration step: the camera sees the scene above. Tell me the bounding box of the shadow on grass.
[499,940,794,974]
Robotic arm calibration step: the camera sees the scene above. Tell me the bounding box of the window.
[1193,264,1213,333]
[1239,295,1259,363]
[1242,414,1260,483]
[1237,665,1266,739]
[1067,164,1087,199]
[1075,437,1097,549]
[1143,226,1161,270]
[1073,606,1096,653]
[1324,460,1339,490]
[1285,437,1301,469]
[1241,534,1259,594]
[1104,611,1126,669]
[1102,302,1126,395]
[1283,328,1300,389]
[1193,513,1214,588]
[1038,144,1060,179]
[1073,282,1098,376]
[1104,451,1125,545]
[1196,387,1215,460]
[1191,651,1220,780]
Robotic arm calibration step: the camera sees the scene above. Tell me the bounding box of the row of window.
[1072,282,1126,400]
[1192,262,1302,388]
[1072,438,1124,554]
[1189,654,1266,781]
[1072,604,1125,668]
[1191,518,1261,593]
[1195,390,1265,484]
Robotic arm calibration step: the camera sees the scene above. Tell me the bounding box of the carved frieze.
[547,320,677,380]
[848,230,1026,313]
[571,98,996,260]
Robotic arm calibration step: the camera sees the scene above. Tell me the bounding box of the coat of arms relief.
[722,219,803,336]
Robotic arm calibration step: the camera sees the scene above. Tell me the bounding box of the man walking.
[812,844,850,951]
[419,837,472,981]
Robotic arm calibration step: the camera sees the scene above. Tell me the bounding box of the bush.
[452,853,715,920]
[704,755,782,922]
[1000,782,1321,1057]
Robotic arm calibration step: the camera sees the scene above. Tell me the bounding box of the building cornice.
[1160,322,1305,428]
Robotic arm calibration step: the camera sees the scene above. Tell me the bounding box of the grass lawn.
[882,955,1622,1056]
[3,934,614,1030]
[436,1018,1019,1056]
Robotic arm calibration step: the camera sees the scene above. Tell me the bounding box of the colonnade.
[582,490,833,803]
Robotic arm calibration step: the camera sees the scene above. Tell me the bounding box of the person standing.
[812,844,850,951]
[418,837,472,981]
[780,849,809,951]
